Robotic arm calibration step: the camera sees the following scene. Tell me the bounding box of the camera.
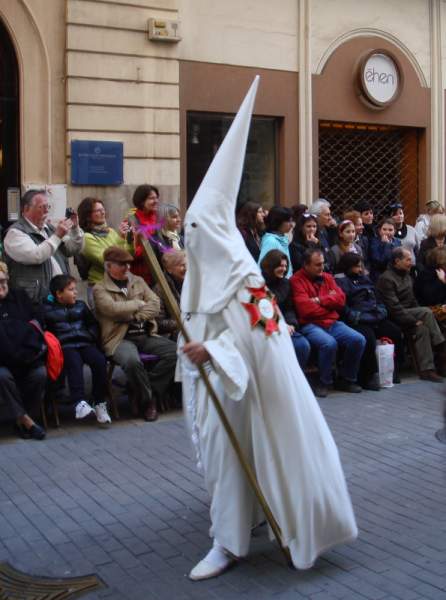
[65,207,75,219]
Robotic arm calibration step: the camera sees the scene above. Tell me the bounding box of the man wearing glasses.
[3,189,84,303]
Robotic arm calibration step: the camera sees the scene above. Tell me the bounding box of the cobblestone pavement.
[0,378,445,600]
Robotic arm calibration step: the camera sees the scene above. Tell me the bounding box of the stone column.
[298,0,313,206]
[430,0,445,206]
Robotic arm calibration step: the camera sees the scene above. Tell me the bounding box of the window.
[187,112,278,208]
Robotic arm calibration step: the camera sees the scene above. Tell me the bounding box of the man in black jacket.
[376,247,446,382]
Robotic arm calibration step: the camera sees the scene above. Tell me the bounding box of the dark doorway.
[0,20,20,231]
[319,121,420,224]
[187,112,279,209]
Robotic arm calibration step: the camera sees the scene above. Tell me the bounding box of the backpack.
[29,321,64,381]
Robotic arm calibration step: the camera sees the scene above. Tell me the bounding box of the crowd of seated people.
[0,186,181,440]
[239,197,446,396]
[2,186,446,439]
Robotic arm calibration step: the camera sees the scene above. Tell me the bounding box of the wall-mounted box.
[148,18,181,42]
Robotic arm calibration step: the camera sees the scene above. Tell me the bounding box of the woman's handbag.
[29,320,64,381]
[375,337,395,388]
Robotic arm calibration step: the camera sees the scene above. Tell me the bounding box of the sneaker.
[95,402,112,425]
[75,400,95,420]
[334,378,362,393]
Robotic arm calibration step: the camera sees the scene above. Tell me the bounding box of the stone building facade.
[0,0,444,227]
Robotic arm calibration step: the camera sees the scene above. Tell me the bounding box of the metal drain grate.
[319,121,419,224]
[0,562,104,599]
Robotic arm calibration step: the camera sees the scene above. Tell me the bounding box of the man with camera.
[4,189,84,303]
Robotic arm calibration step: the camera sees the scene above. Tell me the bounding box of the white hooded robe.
[178,77,358,569]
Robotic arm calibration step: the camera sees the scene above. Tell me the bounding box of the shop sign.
[359,51,401,108]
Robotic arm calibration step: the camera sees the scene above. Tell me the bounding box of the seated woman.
[290,212,335,273]
[415,200,444,242]
[236,201,265,261]
[417,213,446,270]
[389,202,419,263]
[331,220,364,273]
[153,250,186,341]
[261,249,311,369]
[77,197,133,304]
[415,246,446,333]
[43,275,111,425]
[343,210,369,268]
[157,203,184,252]
[369,218,401,281]
[258,207,294,277]
[0,262,46,440]
[336,252,403,388]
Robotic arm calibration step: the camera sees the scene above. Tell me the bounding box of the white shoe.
[189,543,235,581]
[75,400,94,420]
[95,402,112,425]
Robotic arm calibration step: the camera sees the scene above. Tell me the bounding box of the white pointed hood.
[181,76,262,315]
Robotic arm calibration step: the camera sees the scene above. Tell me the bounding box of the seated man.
[376,247,446,382]
[290,248,366,397]
[4,189,84,304]
[93,246,177,421]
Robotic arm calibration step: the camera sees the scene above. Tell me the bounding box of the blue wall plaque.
[71,140,123,185]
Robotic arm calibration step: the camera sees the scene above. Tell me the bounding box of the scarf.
[90,223,110,237]
[162,228,182,250]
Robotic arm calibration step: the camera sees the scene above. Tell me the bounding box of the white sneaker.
[189,542,235,581]
[95,402,112,425]
[75,400,94,420]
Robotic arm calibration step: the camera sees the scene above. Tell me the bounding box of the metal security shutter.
[318,121,419,224]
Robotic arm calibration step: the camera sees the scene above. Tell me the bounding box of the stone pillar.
[430,0,445,206]
[298,0,313,206]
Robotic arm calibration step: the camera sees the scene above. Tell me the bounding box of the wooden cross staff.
[136,231,293,566]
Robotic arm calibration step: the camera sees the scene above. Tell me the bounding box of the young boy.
[44,274,111,424]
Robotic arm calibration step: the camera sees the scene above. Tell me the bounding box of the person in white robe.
[178,77,358,581]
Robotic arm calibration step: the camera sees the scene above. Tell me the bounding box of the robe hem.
[288,530,359,570]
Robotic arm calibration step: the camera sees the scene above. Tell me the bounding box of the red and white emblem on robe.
[241,286,280,337]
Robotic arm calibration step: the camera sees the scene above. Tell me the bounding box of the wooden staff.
[136,231,292,566]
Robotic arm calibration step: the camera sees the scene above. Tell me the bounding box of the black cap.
[354,200,372,213]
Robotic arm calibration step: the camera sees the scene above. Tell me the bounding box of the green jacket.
[81,229,133,285]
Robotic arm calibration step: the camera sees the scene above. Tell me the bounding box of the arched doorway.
[0,19,19,230]
[313,36,429,222]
